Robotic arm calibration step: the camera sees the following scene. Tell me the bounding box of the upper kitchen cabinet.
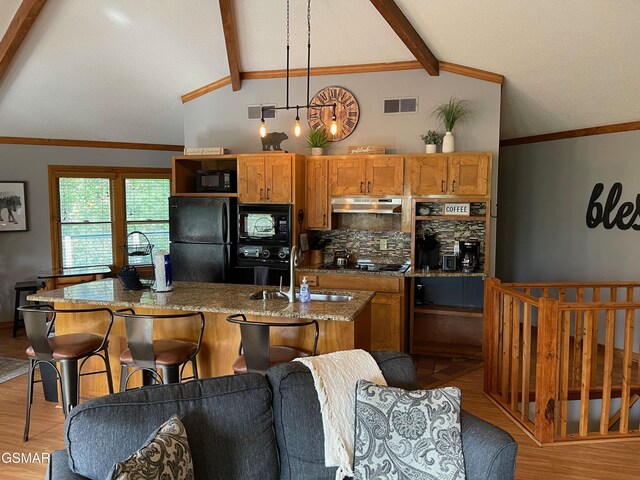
[171,155,238,196]
[329,156,403,196]
[408,153,491,197]
[237,154,296,203]
[306,157,330,230]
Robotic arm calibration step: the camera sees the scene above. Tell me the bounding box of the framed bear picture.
[0,182,27,232]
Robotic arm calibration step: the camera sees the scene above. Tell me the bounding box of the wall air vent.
[383,97,418,114]
[247,104,276,120]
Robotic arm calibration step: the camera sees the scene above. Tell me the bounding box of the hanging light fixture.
[258,0,336,139]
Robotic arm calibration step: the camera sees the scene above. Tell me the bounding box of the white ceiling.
[0,0,638,145]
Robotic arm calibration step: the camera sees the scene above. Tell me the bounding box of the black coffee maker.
[415,232,440,270]
[459,240,481,273]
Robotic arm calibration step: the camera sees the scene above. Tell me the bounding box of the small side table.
[13,281,38,337]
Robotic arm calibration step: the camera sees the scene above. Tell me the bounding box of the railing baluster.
[600,307,615,435]
[579,310,593,437]
[572,288,584,388]
[521,294,532,423]
[559,310,570,438]
[501,295,513,403]
[511,299,521,412]
[591,289,600,385]
[492,289,502,395]
[620,288,635,434]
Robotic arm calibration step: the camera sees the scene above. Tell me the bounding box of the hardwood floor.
[0,325,639,479]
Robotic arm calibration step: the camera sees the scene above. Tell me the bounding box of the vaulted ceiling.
[1,0,638,146]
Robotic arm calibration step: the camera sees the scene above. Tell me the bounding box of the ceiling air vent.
[248,104,276,119]
[383,97,418,115]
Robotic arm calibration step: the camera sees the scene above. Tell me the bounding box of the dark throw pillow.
[354,381,465,480]
[107,415,194,480]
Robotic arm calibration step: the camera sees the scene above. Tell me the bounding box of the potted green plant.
[432,97,471,153]
[306,128,330,156]
[420,130,442,154]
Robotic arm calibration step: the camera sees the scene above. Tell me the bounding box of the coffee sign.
[444,203,470,216]
[586,182,640,230]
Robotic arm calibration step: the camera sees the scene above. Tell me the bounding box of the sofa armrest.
[46,450,89,480]
[460,411,518,480]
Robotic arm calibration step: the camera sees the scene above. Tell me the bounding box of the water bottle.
[299,276,310,303]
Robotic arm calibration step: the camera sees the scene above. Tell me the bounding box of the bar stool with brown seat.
[114,309,205,391]
[226,313,319,375]
[18,304,114,441]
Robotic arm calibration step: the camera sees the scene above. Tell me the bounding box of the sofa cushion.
[64,373,278,480]
[265,351,418,480]
[353,381,465,480]
[107,415,194,480]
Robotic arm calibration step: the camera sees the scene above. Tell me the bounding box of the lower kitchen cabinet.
[296,272,407,352]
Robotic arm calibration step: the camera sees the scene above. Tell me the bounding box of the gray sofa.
[48,352,517,479]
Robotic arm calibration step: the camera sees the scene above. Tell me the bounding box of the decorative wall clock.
[307,86,360,142]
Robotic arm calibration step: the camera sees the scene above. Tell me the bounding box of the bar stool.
[226,314,319,375]
[114,309,205,391]
[19,305,114,441]
[13,281,38,337]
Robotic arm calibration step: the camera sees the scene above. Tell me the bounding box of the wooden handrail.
[485,277,640,445]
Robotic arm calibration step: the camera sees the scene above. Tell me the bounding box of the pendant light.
[258,0,337,139]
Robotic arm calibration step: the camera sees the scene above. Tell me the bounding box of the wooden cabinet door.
[366,157,404,195]
[329,157,366,195]
[306,157,329,229]
[407,156,448,195]
[265,156,292,203]
[371,293,402,351]
[447,154,489,195]
[238,156,265,202]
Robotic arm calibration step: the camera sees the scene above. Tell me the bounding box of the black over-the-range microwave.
[196,170,237,193]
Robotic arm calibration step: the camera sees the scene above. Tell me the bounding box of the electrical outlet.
[380,239,388,250]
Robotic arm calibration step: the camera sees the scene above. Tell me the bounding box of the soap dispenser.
[299,276,311,303]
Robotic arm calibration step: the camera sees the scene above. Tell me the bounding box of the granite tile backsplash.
[308,229,412,264]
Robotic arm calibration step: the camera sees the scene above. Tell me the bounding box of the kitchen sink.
[250,290,353,302]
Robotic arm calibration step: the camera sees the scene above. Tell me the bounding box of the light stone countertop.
[28,279,375,322]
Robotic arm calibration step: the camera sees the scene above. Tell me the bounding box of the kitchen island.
[30,279,373,397]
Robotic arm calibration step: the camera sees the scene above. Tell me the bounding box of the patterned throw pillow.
[107,415,194,480]
[353,381,465,480]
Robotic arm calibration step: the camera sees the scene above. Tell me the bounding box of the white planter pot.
[442,132,455,153]
[311,147,324,156]
[425,144,437,154]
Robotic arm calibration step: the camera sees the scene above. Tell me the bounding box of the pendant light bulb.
[330,113,338,136]
[294,108,301,137]
[259,119,267,138]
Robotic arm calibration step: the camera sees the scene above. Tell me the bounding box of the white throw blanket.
[295,350,387,480]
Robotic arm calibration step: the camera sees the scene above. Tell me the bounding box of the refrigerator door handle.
[222,202,228,243]
[223,245,228,283]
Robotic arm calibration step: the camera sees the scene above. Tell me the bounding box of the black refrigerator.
[169,196,237,283]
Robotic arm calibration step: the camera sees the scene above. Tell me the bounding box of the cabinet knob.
[367,181,371,193]
[266,188,270,200]
[452,180,456,192]
[441,180,444,193]
[260,188,264,199]
[360,181,364,193]
[323,213,327,226]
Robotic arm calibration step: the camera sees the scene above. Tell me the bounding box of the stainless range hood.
[331,197,402,214]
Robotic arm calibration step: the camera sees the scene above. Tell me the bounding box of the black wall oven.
[237,203,292,269]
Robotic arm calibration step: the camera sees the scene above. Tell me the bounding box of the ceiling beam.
[369,0,439,76]
[0,0,48,82]
[218,0,242,91]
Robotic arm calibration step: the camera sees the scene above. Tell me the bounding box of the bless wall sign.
[586,182,640,230]
[444,203,470,216]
